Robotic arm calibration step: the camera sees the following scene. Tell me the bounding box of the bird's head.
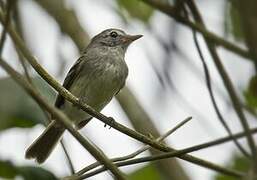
[90,28,142,50]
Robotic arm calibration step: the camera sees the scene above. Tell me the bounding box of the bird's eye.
[110,31,118,38]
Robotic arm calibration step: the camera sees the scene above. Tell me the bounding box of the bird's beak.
[122,34,143,44]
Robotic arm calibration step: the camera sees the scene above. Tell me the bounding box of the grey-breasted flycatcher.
[25,28,142,163]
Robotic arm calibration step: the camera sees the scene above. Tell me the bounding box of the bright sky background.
[0,0,256,180]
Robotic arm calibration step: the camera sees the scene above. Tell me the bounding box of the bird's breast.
[62,52,128,124]
[72,56,127,105]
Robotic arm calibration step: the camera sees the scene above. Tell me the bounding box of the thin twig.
[193,31,249,157]
[0,3,79,174]
[140,0,254,61]
[0,0,32,84]
[61,139,75,174]
[185,0,257,164]
[0,12,245,177]
[9,2,75,173]
[0,58,126,180]
[173,42,257,118]
[0,0,13,55]
[147,26,219,136]
[6,3,75,173]
[78,125,257,179]
[75,117,192,176]
[185,4,249,157]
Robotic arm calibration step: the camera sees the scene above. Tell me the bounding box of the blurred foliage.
[0,159,57,180]
[115,0,154,23]
[244,75,257,113]
[128,163,164,180]
[215,154,250,180]
[224,1,244,41]
[0,76,56,132]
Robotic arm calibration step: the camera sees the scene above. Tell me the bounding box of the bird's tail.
[25,120,65,163]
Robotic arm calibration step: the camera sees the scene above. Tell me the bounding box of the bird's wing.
[115,81,126,95]
[115,70,128,95]
[55,56,85,108]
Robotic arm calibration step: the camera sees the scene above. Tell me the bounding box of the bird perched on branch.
[25,28,142,163]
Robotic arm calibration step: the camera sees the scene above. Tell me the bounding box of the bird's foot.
[104,117,115,129]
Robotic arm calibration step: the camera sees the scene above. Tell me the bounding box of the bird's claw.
[104,117,115,129]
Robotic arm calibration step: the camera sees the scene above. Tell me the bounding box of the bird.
[25,28,142,163]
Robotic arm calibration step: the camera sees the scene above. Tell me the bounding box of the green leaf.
[0,159,57,180]
[0,160,17,178]
[128,163,163,180]
[0,76,56,132]
[116,0,154,23]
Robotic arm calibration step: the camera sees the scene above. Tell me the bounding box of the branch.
[173,42,257,118]
[189,10,249,157]
[37,1,189,178]
[116,86,190,180]
[0,58,126,179]
[77,125,257,179]
[185,0,257,164]
[0,0,13,55]
[140,0,254,61]
[1,2,76,173]
[0,10,245,177]
[73,117,192,177]
[60,139,75,174]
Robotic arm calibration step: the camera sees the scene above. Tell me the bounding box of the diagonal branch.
[140,0,254,61]
[0,57,126,180]
[74,117,192,177]
[116,86,190,180]
[1,2,76,173]
[77,126,257,179]
[185,0,257,165]
[191,17,249,157]
[60,139,75,174]
[36,2,189,179]
[0,0,13,55]
[0,11,246,177]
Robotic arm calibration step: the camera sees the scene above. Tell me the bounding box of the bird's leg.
[104,117,115,129]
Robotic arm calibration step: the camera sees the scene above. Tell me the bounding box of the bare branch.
[60,139,75,175]
[0,0,13,55]
[187,6,250,156]
[0,10,245,177]
[140,0,254,61]
[0,58,126,180]
[185,0,257,164]
[75,117,192,177]
[116,86,190,180]
[77,126,257,179]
